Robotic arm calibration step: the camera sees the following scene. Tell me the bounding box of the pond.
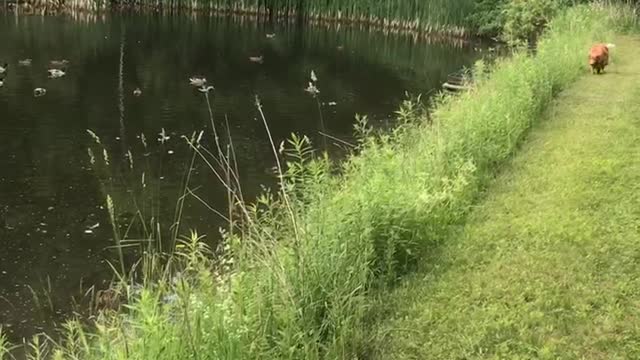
[0,11,484,341]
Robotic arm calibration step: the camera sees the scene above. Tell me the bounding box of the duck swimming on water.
[48,69,66,78]
[18,59,32,66]
[33,88,47,97]
[0,63,8,74]
[249,55,264,63]
[133,88,142,96]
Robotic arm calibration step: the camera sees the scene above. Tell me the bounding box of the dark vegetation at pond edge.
[8,0,638,42]
[1,1,638,359]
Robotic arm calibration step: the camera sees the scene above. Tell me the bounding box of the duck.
[50,59,69,67]
[0,78,4,88]
[266,33,276,39]
[18,59,32,66]
[337,45,344,51]
[48,69,66,78]
[249,55,264,63]
[0,63,8,74]
[133,87,142,96]
[189,77,207,87]
[33,88,47,97]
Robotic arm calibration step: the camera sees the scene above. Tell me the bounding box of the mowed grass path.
[373,37,640,359]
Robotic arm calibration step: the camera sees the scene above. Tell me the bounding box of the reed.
[599,0,640,32]
[7,0,476,37]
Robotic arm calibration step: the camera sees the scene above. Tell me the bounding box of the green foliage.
[21,4,629,360]
[467,0,509,36]
[0,328,9,359]
[502,0,564,45]
[467,0,597,41]
[374,35,640,359]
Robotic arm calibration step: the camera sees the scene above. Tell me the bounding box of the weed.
[0,328,9,359]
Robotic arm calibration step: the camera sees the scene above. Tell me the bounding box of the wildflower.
[304,82,320,96]
[305,70,320,97]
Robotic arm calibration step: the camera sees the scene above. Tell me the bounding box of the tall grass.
[15,3,627,360]
[600,0,640,32]
[0,328,9,359]
[10,0,475,36]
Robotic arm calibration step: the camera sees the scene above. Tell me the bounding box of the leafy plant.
[467,0,510,36]
[502,0,564,46]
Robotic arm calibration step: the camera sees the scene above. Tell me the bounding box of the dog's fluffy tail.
[607,43,616,66]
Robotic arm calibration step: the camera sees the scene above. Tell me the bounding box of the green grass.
[372,36,640,359]
[12,4,633,360]
[0,328,9,358]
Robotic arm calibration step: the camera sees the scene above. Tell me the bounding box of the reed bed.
[6,0,476,37]
[7,3,627,360]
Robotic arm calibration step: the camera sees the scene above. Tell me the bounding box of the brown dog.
[589,43,615,74]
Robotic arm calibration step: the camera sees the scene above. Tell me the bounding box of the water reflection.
[0,12,483,340]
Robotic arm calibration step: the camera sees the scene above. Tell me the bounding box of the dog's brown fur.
[589,44,610,74]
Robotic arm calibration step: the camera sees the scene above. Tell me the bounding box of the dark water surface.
[0,12,483,341]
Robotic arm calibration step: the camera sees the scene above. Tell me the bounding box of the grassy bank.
[2,4,633,360]
[372,35,640,359]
